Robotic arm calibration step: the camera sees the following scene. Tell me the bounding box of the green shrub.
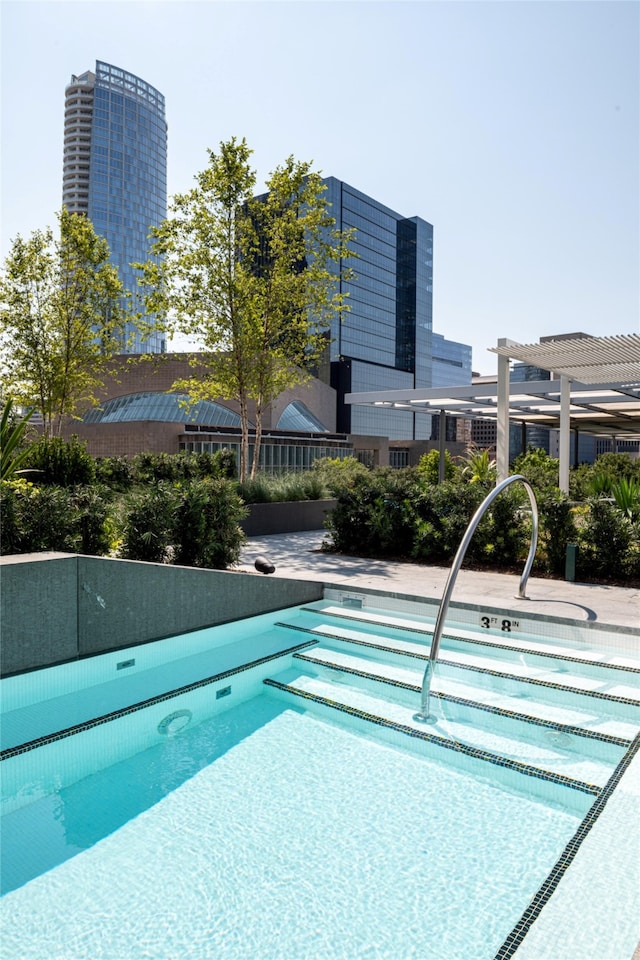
[0,480,113,556]
[132,452,181,483]
[568,463,594,501]
[209,448,237,480]
[592,452,639,483]
[22,436,95,487]
[120,483,178,562]
[172,479,247,569]
[412,482,485,564]
[13,485,78,553]
[610,478,640,520]
[577,499,634,582]
[237,471,328,504]
[300,472,326,501]
[120,479,246,568]
[71,485,113,555]
[326,469,419,558]
[480,487,530,569]
[539,496,579,576]
[1,398,35,480]
[328,471,530,571]
[0,481,20,554]
[132,449,238,484]
[94,456,135,491]
[311,456,370,496]
[237,475,274,504]
[416,449,457,485]
[512,448,561,501]
[458,446,497,485]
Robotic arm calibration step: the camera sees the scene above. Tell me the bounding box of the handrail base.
[413,712,438,724]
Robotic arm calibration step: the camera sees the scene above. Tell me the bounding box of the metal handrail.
[413,474,539,723]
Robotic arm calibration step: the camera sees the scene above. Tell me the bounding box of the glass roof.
[275,401,329,433]
[83,393,245,427]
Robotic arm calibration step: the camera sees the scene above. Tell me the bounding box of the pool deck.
[238,530,640,632]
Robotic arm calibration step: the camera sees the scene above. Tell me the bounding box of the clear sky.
[1,0,638,375]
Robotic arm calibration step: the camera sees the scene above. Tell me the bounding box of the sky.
[1,0,638,376]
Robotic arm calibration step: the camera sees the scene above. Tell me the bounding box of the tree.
[139,137,354,481]
[0,209,126,437]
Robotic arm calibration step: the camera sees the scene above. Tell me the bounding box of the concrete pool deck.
[238,530,640,632]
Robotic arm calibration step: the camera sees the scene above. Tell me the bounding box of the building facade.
[431,333,472,388]
[322,179,434,440]
[62,61,167,353]
[62,355,355,469]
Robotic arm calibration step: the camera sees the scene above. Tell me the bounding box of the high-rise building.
[431,333,472,388]
[322,179,434,440]
[62,61,167,352]
[430,333,473,441]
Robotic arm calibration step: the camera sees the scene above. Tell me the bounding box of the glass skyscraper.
[62,61,167,352]
[322,179,434,440]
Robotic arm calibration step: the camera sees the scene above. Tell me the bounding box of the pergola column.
[559,375,571,494]
[496,339,513,483]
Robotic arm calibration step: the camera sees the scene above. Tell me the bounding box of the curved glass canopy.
[83,392,245,427]
[275,401,329,433]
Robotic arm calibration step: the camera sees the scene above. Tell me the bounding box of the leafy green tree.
[0,209,127,437]
[138,137,354,481]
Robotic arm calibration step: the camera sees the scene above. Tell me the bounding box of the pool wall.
[0,553,323,677]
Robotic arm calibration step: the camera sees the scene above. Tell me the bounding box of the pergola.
[345,333,640,492]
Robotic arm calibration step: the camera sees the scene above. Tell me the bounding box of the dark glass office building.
[62,61,167,352]
[322,179,434,440]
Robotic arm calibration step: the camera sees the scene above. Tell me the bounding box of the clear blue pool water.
[1,697,584,960]
[1,600,637,960]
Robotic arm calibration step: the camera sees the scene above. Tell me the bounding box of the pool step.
[263,669,605,808]
[291,646,639,747]
[274,614,640,723]
[299,601,639,669]
[280,604,640,685]
[265,601,640,805]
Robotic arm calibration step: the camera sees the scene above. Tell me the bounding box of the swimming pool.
[1,595,639,959]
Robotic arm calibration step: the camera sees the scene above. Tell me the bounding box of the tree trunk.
[238,396,249,482]
[251,402,263,480]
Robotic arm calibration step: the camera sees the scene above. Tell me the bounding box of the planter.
[240,499,337,537]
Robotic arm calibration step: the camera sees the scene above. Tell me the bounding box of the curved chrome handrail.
[413,474,539,723]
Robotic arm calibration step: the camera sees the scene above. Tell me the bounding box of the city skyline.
[1,1,638,375]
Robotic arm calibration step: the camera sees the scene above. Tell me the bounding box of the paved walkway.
[238,530,640,631]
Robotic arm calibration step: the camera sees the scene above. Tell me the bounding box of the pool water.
[1,597,638,960]
[1,698,583,960]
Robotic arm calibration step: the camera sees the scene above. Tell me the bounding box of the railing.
[413,475,539,723]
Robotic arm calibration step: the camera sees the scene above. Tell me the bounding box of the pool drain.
[546,728,573,746]
[157,709,192,736]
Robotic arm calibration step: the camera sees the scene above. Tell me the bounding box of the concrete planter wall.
[240,499,337,537]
